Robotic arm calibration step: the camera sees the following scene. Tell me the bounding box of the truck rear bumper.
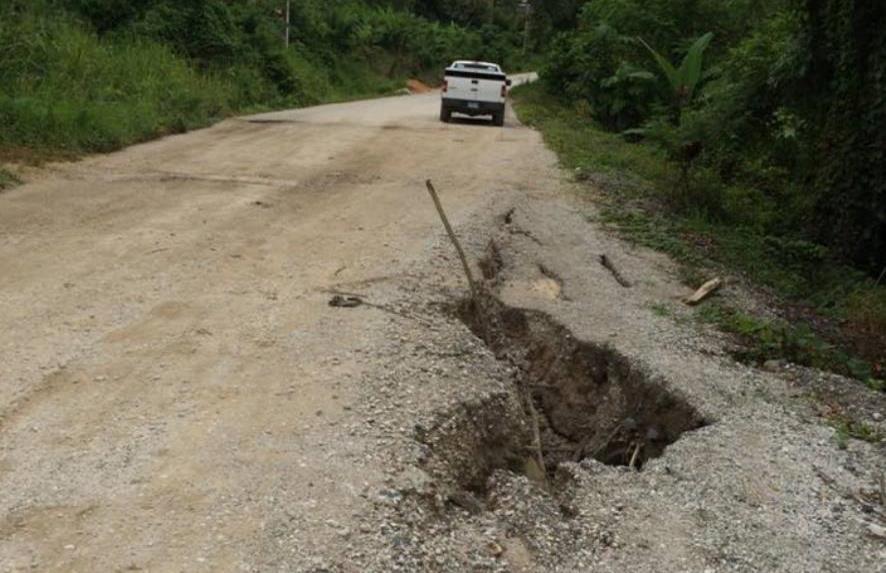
[442,98,504,117]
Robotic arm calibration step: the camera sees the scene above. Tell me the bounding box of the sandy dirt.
[1,77,884,572]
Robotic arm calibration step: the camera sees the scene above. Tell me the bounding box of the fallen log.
[684,277,723,305]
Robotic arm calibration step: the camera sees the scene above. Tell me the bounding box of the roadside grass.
[648,302,673,318]
[0,168,21,191]
[831,414,883,448]
[0,15,415,165]
[696,303,882,389]
[0,18,234,156]
[323,54,414,102]
[512,82,885,390]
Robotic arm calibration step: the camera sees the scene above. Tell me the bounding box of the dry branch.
[684,277,723,305]
[424,180,489,336]
[629,443,642,470]
[425,180,479,301]
[525,396,548,481]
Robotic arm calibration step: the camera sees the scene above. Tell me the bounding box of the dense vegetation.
[0,0,527,157]
[517,0,884,386]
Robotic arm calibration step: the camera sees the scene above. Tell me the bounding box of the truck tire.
[492,111,504,127]
[439,106,451,123]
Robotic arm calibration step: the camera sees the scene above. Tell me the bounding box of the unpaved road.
[1,79,884,572]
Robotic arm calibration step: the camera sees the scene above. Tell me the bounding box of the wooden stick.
[525,395,548,481]
[628,442,642,470]
[684,277,723,306]
[425,180,481,304]
[880,472,885,507]
[599,254,632,287]
[577,423,623,462]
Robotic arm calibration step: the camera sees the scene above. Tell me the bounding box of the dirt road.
[1,80,883,572]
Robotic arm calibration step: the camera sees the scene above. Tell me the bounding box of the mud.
[413,287,708,527]
[465,294,707,470]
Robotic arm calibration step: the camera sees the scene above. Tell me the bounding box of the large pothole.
[456,295,708,474]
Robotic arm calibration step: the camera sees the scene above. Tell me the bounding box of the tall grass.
[0,1,528,159]
[0,7,452,158]
[0,13,237,154]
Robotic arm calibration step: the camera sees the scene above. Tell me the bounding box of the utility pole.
[520,1,531,55]
[284,0,291,48]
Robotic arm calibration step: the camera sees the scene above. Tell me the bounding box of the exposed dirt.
[1,76,884,572]
[456,293,708,472]
[406,79,434,94]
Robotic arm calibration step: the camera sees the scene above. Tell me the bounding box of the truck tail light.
[442,80,448,93]
[501,84,507,98]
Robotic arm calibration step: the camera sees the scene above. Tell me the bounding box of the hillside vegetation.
[0,0,526,157]
[515,0,884,387]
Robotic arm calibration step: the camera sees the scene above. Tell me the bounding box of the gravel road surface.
[1,76,883,572]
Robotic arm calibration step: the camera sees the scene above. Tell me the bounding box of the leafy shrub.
[598,63,656,130]
[698,303,877,384]
[541,24,654,130]
[540,0,884,278]
[0,11,232,152]
[134,1,241,64]
[540,0,734,131]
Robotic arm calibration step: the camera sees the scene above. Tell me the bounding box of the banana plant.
[640,32,713,122]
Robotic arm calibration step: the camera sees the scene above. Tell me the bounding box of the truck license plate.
[468,102,479,109]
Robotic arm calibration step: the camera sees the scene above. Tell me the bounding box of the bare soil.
[406,80,434,94]
[1,78,883,572]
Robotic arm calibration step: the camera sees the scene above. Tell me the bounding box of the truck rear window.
[444,69,507,81]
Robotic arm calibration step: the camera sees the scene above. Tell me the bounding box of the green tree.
[640,32,713,123]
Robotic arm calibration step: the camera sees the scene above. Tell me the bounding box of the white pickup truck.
[440,61,512,126]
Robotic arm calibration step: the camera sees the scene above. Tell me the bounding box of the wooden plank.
[684,277,723,305]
